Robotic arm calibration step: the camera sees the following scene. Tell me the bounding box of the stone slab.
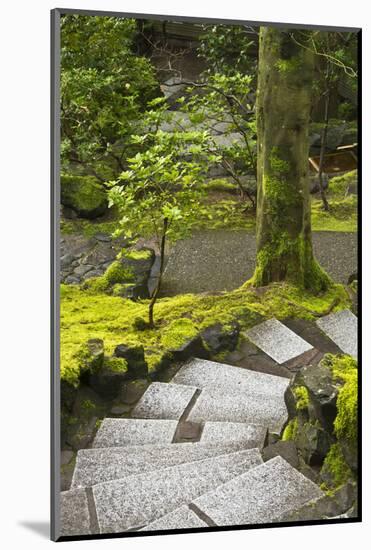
[92,448,263,533]
[171,358,289,397]
[316,309,357,358]
[200,422,267,450]
[193,456,324,526]
[92,418,178,448]
[245,319,313,364]
[132,382,198,420]
[60,488,91,537]
[72,440,254,488]
[140,505,207,531]
[187,386,288,434]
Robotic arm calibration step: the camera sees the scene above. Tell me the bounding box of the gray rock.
[192,456,323,526]
[110,404,131,415]
[95,233,112,242]
[245,319,313,364]
[120,379,149,405]
[72,441,259,488]
[262,440,299,468]
[316,309,357,358]
[277,481,357,522]
[83,270,103,280]
[61,450,74,466]
[171,335,209,362]
[60,488,91,536]
[200,421,267,450]
[73,264,94,277]
[92,418,178,448]
[92,448,262,533]
[64,276,80,285]
[201,322,239,354]
[140,505,207,531]
[132,382,198,420]
[60,253,75,269]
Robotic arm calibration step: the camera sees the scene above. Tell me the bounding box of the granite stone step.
[140,505,208,531]
[200,421,267,449]
[92,418,178,448]
[171,358,290,397]
[316,309,357,359]
[192,456,324,527]
[60,488,92,537]
[245,318,313,364]
[71,439,261,488]
[186,385,287,434]
[131,382,198,420]
[92,448,263,533]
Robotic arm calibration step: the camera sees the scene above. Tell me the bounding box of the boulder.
[171,335,209,362]
[201,322,239,354]
[89,357,129,399]
[295,421,333,465]
[262,440,299,469]
[295,363,339,434]
[61,174,108,219]
[114,344,148,377]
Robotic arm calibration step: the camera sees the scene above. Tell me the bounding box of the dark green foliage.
[61,14,160,181]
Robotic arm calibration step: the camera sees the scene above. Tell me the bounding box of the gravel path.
[160,230,357,296]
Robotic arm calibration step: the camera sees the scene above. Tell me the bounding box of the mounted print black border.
[51,7,362,542]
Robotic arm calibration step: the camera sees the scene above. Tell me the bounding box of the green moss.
[311,195,357,232]
[60,282,351,386]
[202,179,238,193]
[282,418,298,441]
[329,170,357,198]
[293,386,310,410]
[322,354,358,443]
[269,146,290,174]
[83,260,135,294]
[251,232,332,293]
[275,58,301,73]
[321,443,353,489]
[162,318,199,349]
[103,356,128,374]
[61,174,107,216]
[60,218,120,238]
[122,249,152,261]
[81,399,96,412]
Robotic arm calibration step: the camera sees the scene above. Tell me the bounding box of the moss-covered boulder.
[114,344,148,377]
[88,356,129,399]
[282,353,358,491]
[83,247,155,299]
[61,174,108,219]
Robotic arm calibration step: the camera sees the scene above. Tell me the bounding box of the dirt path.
[160,230,357,296]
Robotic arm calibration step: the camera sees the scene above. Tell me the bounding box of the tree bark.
[251,28,330,292]
[148,218,168,328]
[317,87,330,211]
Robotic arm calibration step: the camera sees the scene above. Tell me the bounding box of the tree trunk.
[251,28,330,292]
[317,87,330,211]
[148,218,168,328]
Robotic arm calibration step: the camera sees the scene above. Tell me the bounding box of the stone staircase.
[60,310,357,536]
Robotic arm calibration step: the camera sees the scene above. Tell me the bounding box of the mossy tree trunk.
[148,217,168,328]
[252,28,330,292]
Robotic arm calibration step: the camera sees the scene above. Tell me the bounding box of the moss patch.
[61,174,108,218]
[293,386,310,411]
[282,418,298,441]
[321,443,353,490]
[60,281,351,387]
[322,354,358,444]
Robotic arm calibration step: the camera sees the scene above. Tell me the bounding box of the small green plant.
[109,116,215,327]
